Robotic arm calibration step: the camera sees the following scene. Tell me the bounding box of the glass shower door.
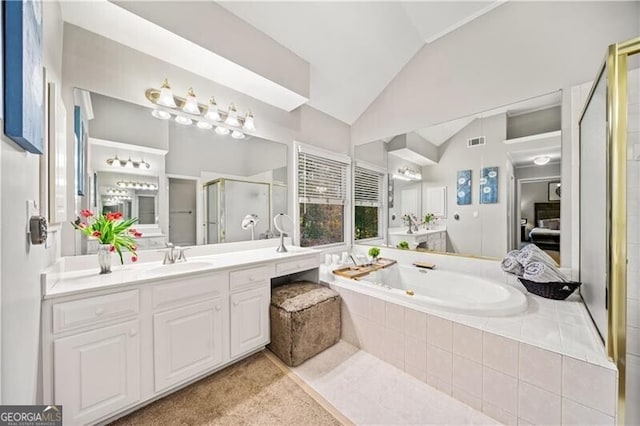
[205,181,219,244]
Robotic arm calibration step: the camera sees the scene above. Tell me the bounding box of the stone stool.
[268,281,341,367]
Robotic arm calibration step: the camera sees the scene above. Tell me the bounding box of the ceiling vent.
[467,136,486,148]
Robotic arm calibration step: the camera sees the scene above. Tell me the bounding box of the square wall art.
[456,170,472,205]
[480,166,498,204]
[4,0,44,154]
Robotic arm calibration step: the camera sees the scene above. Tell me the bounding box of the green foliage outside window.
[300,203,344,247]
[354,206,379,240]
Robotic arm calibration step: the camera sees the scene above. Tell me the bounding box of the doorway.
[168,178,197,246]
[517,177,561,263]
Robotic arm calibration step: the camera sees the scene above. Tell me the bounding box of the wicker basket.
[518,278,581,300]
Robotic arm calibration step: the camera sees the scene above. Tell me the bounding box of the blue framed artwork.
[456,170,472,205]
[74,106,85,196]
[4,0,44,154]
[480,166,499,204]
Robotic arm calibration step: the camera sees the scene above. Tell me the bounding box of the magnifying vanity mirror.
[355,91,565,264]
[67,90,288,256]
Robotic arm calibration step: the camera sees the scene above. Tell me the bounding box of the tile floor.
[292,340,499,425]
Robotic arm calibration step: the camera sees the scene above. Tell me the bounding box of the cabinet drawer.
[153,273,228,310]
[275,256,320,276]
[52,290,139,334]
[230,265,274,292]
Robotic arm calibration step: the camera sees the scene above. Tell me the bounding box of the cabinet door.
[230,284,270,358]
[153,298,226,392]
[54,320,141,425]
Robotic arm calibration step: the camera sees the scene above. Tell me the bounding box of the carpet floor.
[110,351,343,425]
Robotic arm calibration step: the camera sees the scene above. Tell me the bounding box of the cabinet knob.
[249,276,255,282]
[233,300,239,306]
[215,305,222,312]
[129,328,137,337]
[95,307,105,316]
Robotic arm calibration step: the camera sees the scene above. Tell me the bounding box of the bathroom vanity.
[388,227,446,250]
[40,246,320,425]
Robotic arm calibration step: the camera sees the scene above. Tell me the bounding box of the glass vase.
[97,243,112,274]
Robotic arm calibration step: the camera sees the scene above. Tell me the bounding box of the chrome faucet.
[162,242,188,264]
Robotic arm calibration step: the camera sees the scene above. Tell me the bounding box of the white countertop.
[388,227,444,236]
[42,246,319,299]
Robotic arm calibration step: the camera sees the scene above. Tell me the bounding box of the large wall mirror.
[355,91,564,262]
[72,90,288,255]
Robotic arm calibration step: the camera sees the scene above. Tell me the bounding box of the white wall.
[352,1,640,145]
[113,0,310,99]
[62,24,349,153]
[421,114,508,258]
[1,1,64,403]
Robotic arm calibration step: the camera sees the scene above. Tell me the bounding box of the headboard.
[534,202,560,223]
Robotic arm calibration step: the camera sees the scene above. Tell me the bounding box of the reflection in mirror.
[355,91,564,262]
[73,91,288,255]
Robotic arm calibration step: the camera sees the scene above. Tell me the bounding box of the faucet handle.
[177,247,190,262]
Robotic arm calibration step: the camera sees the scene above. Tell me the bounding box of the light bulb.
[182,87,200,115]
[175,115,192,126]
[197,121,213,130]
[231,130,245,139]
[215,126,230,135]
[534,156,551,165]
[225,104,240,127]
[151,109,170,120]
[157,79,177,108]
[242,111,255,131]
[205,96,221,121]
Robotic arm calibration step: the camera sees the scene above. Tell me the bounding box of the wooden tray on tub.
[332,257,397,280]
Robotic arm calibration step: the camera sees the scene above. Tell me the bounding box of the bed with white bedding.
[529,203,561,250]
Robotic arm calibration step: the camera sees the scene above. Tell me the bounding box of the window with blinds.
[297,149,349,247]
[297,152,348,205]
[354,166,382,207]
[354,165,383,240]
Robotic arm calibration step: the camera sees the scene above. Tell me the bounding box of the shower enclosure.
[579,36,640,424]
[204,178,286,244]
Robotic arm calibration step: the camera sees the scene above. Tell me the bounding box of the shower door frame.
[579,36,640,424]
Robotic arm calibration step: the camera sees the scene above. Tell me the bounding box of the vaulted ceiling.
[218,1,505,124]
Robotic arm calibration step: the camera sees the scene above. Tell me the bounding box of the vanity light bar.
[395,167,422,181]
[145,80,256,138]
[106,188,128,195]
[116,181,158,190]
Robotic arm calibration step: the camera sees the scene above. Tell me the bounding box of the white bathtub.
[334,264,527,316]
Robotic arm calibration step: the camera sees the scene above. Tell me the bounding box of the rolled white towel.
[501,255,524,276]
[517,244,558,267]
[523,261,568,283]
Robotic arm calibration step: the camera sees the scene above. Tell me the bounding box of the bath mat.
[109,351,346,425]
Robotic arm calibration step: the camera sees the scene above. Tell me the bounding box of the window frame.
[293,141,352,248]
[353,161,386,242]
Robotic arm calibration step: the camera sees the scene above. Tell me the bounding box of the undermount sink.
[144,261,215,276]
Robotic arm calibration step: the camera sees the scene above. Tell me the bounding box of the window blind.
[298,151,348,204]
[354,166,382,207]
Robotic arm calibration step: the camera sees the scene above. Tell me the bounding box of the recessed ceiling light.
[534,156,551,165]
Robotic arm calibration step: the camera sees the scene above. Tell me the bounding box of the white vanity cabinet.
[229,265,273,358]
[42,248,321,426]
[53,320,141,425]
[152,273,229,392]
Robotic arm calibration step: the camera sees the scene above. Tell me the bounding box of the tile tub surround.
[326,246,618,425]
